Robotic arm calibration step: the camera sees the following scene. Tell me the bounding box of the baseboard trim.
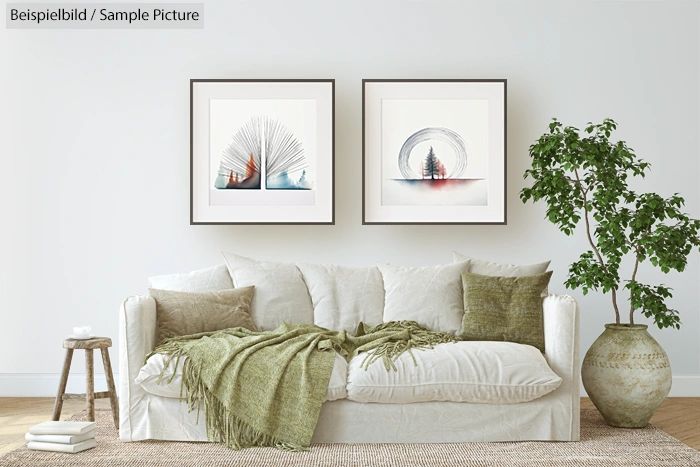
[0,373,120,397]
[2,373,698,398]
[580,375,700,398]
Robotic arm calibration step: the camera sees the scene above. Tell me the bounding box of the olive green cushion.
[150,286,257,343]
[458,271,552,352]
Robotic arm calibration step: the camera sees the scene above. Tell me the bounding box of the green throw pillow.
[458,271,553,352]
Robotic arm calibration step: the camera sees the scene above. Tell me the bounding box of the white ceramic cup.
[73,326,92,338]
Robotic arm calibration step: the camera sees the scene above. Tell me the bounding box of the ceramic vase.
[581,324,671,428]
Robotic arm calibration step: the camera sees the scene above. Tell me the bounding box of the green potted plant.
[520,118,700,427]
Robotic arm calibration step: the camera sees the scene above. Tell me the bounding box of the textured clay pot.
[581,324,671,428]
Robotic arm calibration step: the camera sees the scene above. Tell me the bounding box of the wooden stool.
[51,337,119,429]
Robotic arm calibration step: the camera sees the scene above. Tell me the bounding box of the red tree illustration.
[245,153,257,179]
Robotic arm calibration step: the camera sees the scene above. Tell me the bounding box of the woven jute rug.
[1,408,699,467]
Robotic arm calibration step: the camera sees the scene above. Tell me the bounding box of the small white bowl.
[73,326,92,338]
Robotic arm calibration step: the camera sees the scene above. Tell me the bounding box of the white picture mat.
[192,81,333,223]
[209,189,316,206]
[364,81,505,223]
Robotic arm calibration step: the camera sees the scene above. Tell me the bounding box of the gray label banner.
[6,3,204,29]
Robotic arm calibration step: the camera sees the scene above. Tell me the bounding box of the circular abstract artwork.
[397,127,468,180]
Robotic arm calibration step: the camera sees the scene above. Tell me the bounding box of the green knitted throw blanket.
[148,320,454,451]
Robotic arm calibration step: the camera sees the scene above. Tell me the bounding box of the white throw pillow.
[377,260,470,334]
[148,264,233,292]
[222,253,314,331]
[453,252,551,296]
[136,351,348,402]
[346,341,561,404]
[297,263,384,333]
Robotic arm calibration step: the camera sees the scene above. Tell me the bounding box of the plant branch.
[565,175,591,195]
[574,168,621,324]
[628,225,651,325]
[629,246,641,325]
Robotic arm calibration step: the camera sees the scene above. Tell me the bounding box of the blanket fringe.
[189,358,308,451]
[157,346,308,451]
[359,321,455,371]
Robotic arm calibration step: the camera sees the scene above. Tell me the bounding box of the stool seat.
[52,336,119,429]
[63,337,112,350]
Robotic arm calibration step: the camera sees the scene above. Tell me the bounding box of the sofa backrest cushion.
[377,260,471,334]
[222,252,314,331]
[148,264,233,292]
[297,263,384,333]
[453,252,551,296]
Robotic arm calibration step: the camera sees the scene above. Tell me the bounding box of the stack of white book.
[26,421,97,453]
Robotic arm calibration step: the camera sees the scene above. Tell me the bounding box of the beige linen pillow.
[149,286,257,343]
[459,271,553,352]
[453,252,551,296]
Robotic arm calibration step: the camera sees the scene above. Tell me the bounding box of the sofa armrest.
[118,295,157,441]
[543,293,580,440]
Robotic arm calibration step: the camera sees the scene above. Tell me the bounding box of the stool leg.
[51,349,73,421]
[100,347,119,429]
[85,349,95,422]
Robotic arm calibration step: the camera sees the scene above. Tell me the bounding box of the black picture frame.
[362,79,507,225]
[190,79,335,225]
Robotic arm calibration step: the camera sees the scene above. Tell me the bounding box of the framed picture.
[362,79,506,224]
[190,79,334,224]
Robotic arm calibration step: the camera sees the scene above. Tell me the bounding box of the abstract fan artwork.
[190,79,334,224]
[206,96,319,211]
[214,116,314,191]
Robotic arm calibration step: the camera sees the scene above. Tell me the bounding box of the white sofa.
[119,261,580,444]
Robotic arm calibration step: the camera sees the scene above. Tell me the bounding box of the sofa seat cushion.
[346,341,561,404]
[135,350,348,402]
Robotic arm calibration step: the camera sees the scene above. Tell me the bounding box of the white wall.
[1,0,698,396]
